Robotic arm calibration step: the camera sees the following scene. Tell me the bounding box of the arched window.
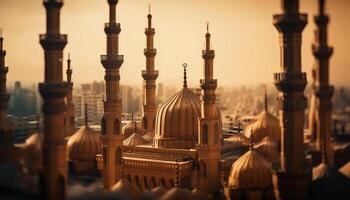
[101,117,106,135]
[202,124,208,144]
[143,117,147,129]
[160,178,166,187]
[214,123,219,144]
[127,174,132,183]
[115,147,122,164]
[135,175,140,189]
[151,177,156,188]
[169,179,175,187]
[143,176,149,190]
[114,119,120,135]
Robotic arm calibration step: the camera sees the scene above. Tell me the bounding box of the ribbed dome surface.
[244,111,280,143]
[224,133,250,145]
[228,150,272,189]
[67,126,101,161]
[254,136,279,163]
[122,121,143,138]
[339,161,350,179]
[313,162,329,181]
[142,131,154,142]
[154,86,220,149]
[25,133,42,151]
[123,133,147,146]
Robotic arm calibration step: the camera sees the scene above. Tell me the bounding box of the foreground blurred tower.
[142,5,158,133]
[0,31,16,163]
[309,0,334,166]
[65,54,75,136]
[38,0,68,199]
[272,1,309,200]
[100,0,124,189]
[197,23,222,195]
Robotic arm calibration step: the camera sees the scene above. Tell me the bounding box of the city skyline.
[1,0,350,88]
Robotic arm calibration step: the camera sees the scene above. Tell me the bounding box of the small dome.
[154,86,220,149]
[25,133,42,151]
[160,187,194,200]
[228,150,272,189]
[122,121,143,138]
[24,133,43,171]
[123,133,147,146]
[224,133,250,145]
[339,161,350,179]
[254,136,279,163]
[244,111,280,143]
[67,126,101,161]
[111,179,141,199]
[313,163,329,181]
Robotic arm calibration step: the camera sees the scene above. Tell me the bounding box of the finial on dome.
[206,21,209,33]
[148,3,151,14]
[183,63,187,87]
[264,90,268,112]
[319,0,325,15]
[84,103,88,126]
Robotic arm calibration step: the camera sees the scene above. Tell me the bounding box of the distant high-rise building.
[9,81,38,116]
[64,54,75,136]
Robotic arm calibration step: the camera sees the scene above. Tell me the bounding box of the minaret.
[312,0,334,166]
[142,4,158,133]
[0,30,15,151]
[38,0,68,199]
[272,1,309,200]
[197,23,222,195]
[100,0,124,189]
[65,53,75,136]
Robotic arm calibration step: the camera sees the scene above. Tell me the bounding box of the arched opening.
[143,176,149,190]
[160,178,166,187]
[202,124,208,144]
[143,117,147,129]
[151,177,156,188]
[127,174,132,183]
[114,119,120,135]
[214,123,219,144]
[56,174,65,199]
[101,117,106,135]
[135,175,140,189]
[169,179,174,187]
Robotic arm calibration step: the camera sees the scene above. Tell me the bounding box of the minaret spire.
[272,0,309,199]
[142,5,158,133]
[84,103,88,126]
[310,0,334,167]
[38,0,69,199]
[197,22,221,195]
[0,30,15,148]
[264,90,268,112]
[100,0,124,189]
[183,63,187,87]
[64,53,75,136]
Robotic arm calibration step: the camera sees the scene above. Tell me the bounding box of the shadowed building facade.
[100,0,124,189]
[38,0,69,199]
[142,6,159,134]
[308,0,334,166]
[272,0,310,200]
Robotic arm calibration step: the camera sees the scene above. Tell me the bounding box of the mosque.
[0,0,350,200]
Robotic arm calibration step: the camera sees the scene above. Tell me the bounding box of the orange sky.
[0,0,349,88]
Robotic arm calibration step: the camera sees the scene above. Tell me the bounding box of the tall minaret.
[197,23,222,195]
[100,0,124,189]
[0,30,15,151]
[142,5,158,133]
[38,0,68,199]
[312,0,334,166]
[272,1,309,200]
[65,53,75,136]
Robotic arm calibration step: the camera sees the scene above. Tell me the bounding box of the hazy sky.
[0,0,349,88]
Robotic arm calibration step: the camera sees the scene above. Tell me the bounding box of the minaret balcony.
[142,70,159,80]
[145,28,155,35]
[200,79,217,90]
[312,44,333,59]
[39,34,67,50]
[104,23,121,34]
[100,55,124,69]
[274,72,307,93]
[202,50,215,59]
[273,13,307,33]
[43,0,63,7]
[144,48,157,57]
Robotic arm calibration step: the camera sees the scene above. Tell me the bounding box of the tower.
[311,0,334,166]
[197,23,222,195]
[38,0,68,199]
[65,53,75,136]
[272,1,309,200]
[0,30,15,160]
[142,5,158,133]
[100,0,124,189]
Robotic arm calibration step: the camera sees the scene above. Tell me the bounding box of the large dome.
[228,149,272,189]
[122,121,143,139]
[154,86,220,149]
[67,126,101,162]
[244,110,281,143]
